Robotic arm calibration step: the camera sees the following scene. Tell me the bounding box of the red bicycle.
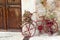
[22,15,58,37]
[36,16,58,34]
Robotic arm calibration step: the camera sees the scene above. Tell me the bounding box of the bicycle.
[36,15,58,35]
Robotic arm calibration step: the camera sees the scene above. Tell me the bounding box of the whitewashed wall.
[21,0,35,16]
[21,0,54,15]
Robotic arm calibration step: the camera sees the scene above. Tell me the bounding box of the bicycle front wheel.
[22,22,36,37]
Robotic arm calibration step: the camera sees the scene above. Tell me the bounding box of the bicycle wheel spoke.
[51,22,58,33]
[24,30,28,33]
[26,24,29,29]
[28,31,31,36]
[30,28,34,30]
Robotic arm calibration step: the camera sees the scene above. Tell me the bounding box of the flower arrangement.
[22,10,32,23]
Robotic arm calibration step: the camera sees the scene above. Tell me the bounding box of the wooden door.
[0,0,6,29]
[7,0,22,30]
[0,0,6,5]
[7,0,20,5]
[0,7,4,29]
[0,0,22,30]
[7,7,21,29]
